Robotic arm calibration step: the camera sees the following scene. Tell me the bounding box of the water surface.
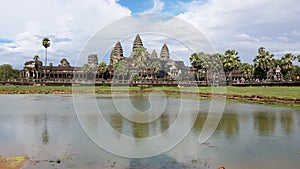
[0,94,299,169]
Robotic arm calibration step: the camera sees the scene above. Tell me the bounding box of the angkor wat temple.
[108,34,187,81]
[19,34,189,85]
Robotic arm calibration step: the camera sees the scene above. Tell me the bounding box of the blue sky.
[118,0,194,15]
[0,0,300,69]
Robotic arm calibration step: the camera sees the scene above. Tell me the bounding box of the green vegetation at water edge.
[225,86,300,99]
[0,86,298,98]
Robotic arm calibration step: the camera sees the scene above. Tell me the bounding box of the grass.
[147,86,299,99]
[0,85,299,107]
[0,85,72,91]
[0,85,299,99]
[225,86,300,99]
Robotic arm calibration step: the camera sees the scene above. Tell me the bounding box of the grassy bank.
[0,86,299,107]
[146,86,300,99]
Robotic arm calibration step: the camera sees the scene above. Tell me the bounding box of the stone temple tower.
[132,34,143,51]
[110,41,124,65]
[88,54,98,69]
[160,43,170,60]
[150,49,158,58]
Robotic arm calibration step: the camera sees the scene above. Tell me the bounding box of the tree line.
[190,47,300,84]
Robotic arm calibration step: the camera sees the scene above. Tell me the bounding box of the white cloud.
[1,0,300,68]
[234,33,258,42]
[0,0,131,68]
[177,0,300,63]
[276,36,289,43]
[146,0,165,13]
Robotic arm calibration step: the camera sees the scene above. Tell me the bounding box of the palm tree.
[281,53,296,81]
[240,63,254,80]
[33,55,40,61]
[42,38,50,67]
[82,64,91,79]
[98,62,108,80]
[48,62,53,78]
[190,52,207,81]
[204,53,224,85]
[60,58,70,67]
[190,52,203,70]
[190,52,221,85]
[253,47,274,80]
[33,55,41,79]
[222,49,241,85]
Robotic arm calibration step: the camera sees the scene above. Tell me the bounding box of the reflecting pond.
[0,94,299,169]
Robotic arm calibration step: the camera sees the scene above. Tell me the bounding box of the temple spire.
[150,49,158,58]
[132,34,143,51]
[160,43,169,60]
[110,41,124,65]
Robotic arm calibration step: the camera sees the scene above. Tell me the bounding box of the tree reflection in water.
[159,113,169,133]
[41,114,49,144]
[216,113,239,140]
[254,112,276,137]
[192,112,207,133]
[280,112,294,135]
[110,113,123,133]
[193,112,239,140]
[132,122,149,139]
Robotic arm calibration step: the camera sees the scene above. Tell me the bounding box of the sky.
[1,0,300,69]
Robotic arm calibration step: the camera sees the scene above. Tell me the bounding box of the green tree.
[0,64,20,80]
[150,61,160,79]
[281,53,296,81]
[190,52,203,70]
[82,64,91,79]
[190,52,209,82]
[42,38,50,66]
[253,47,274,80]
[98,62,108,79]
[32,55,41,79]
[291,65,300,80]
[209,53,224,85]
[190,52,224,85]
[240,63,254,80]
[222,49,241,85]
[114,60,128,81]
[33,55,40,61]
[60,58,70,66]
[130,73,140,82]
[132,46,149,78]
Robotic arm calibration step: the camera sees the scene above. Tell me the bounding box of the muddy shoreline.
[0,89,299,107]
[0,155,28,169]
